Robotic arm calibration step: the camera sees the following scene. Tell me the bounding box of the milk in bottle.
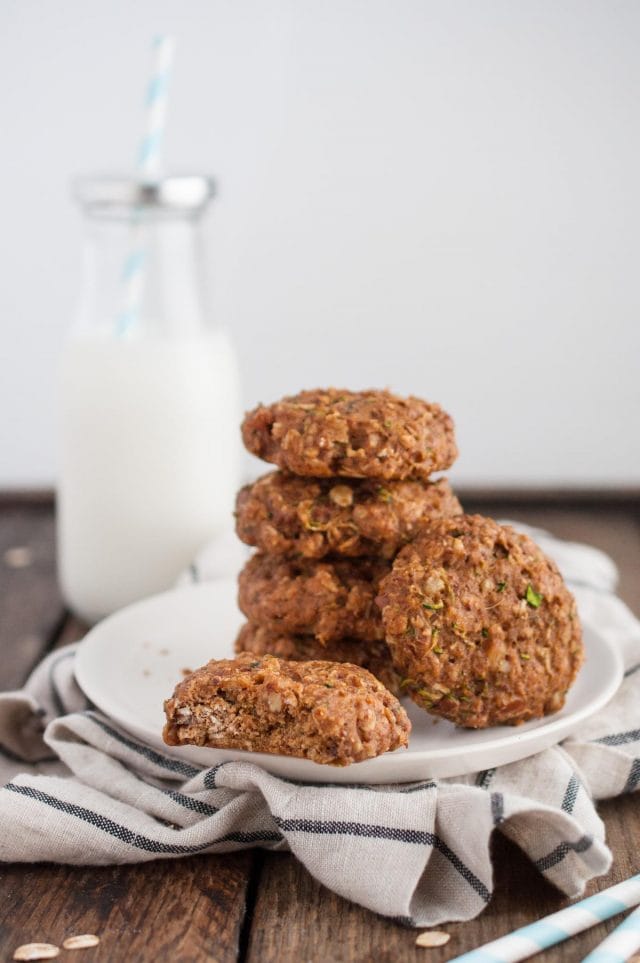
[58,176,241,622]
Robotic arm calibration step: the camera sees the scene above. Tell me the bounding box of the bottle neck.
[76,211,212,340]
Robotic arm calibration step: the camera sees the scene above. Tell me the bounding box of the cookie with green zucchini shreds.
[235,471,462,560]
[376,514,584,728]
[241,388,457,481]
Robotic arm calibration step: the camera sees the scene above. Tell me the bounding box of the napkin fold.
[1,522,639,927]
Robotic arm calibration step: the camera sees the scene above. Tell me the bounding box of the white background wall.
[1,0,639,489]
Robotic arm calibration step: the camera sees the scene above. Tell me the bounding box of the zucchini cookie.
[235,621,401,696]
[377,514,584,728]
[241,388,457,481]
[163,653,411,766]
[238,553,388,644]
[235,471,462,560]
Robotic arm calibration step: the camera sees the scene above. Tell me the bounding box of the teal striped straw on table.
[117,34,175,337]
[448,873,640,962]
[582,902,640,962]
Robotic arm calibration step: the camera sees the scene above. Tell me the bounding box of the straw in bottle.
[117,34,175,336]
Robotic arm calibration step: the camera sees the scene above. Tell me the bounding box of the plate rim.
[74,579,625,781]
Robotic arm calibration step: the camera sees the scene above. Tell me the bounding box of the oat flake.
[62,935,100,950]
[415,930,451,948]
[13,945,60,961]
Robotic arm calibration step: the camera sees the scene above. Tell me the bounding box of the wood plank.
[0,505,65,688]
[2,488,639,507]
[0,853,255,963]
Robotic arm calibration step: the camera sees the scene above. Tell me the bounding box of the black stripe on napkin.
[203,763,437,795]
[266,773,437,795]
[4,784,281,851]
[491,793,504,825]
[222,830,282,844]
[476,769,496,790]
[535,834,593,872]
[594,728,640,747]
[273,817,490,902]
[84,713,201,779]
[561,775,580,813]
[164,790,219,816]
[203,763,227,789]
[624,758,640,793]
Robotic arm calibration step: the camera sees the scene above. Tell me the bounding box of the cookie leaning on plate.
[235,622,402,697]
[235,471,462,560]
[163,653,411,766]
[241,388,457,481]
[377,514,584,728]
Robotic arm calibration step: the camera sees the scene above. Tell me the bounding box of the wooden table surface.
[0,496,638,963]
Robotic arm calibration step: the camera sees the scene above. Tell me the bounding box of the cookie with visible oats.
[235,622,401,696]
[377,514,584,728]
[163,653,411,766]
[238,553,388,644]
[241,388,457,481]
[235,471,462,560]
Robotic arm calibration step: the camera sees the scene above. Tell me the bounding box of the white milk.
[58,329,241,623]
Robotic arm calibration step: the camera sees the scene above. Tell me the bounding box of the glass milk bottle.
[58,176,241,623]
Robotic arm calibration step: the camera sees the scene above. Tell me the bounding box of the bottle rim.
[73,174,215,218]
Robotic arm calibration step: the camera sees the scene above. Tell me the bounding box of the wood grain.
[247,794,640,962]
[0,505,65,688]
[0,854,255,963]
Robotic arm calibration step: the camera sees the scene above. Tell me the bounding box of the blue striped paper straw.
[138,34,175,184]
[449,874,640,963]
[117,34,175,337]
[582,903,640,962]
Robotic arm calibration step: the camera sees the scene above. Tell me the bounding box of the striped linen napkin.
[0,523,638,927]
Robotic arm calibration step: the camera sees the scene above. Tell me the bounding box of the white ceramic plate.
[74,579,623,784]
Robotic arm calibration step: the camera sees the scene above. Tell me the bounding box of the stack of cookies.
[164,386,585,764]
[233,388,461,694]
